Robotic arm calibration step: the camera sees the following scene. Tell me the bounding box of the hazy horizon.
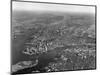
[12,1,95,14]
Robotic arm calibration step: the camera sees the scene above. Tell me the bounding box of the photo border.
[10,0,97,74]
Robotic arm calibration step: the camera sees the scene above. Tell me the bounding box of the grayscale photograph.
[11,1,96,75]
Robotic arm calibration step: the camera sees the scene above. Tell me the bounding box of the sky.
[12,1,95,14]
